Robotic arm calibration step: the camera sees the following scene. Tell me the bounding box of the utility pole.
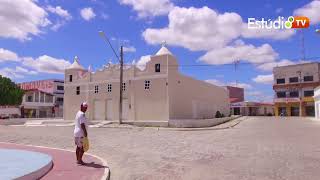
[297,29,306,117]
[297,70,303,117]
[99,31,124,124]
[119,46,124,124]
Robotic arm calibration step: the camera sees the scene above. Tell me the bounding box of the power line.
[121,57,320,67]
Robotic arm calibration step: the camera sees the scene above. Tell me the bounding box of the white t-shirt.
[74,110,88,137]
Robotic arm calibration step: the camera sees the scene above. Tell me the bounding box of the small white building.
[19,79,64,118]
[64,45,230,122]
[314,86,320,119]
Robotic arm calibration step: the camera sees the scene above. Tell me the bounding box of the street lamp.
[99,31,124,124]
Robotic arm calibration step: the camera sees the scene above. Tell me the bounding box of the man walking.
[74,102,88,165]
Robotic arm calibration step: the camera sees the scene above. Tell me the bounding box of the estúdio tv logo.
[248,16,310,29]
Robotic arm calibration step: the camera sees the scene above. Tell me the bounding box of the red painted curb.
[0,143,107,180]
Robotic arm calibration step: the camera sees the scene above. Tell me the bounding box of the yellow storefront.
[274,97,314,116]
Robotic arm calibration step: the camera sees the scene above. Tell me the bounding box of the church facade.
[63,45,229,121]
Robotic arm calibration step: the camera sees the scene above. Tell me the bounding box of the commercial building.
[19,79,64,118]
[226,86,274,116]
[314,86,320,119]
[64,45,229,121]
[273,62,320,117]
[231,101,274,116]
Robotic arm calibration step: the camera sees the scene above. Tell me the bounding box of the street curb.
[0,142,110,180]
[97,116,247,131]
[154,117,247,131]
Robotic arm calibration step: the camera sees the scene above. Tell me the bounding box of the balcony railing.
[274,97,300,103]
[22,101,54,107]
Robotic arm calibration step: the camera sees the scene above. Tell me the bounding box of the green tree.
[0,75,24,105]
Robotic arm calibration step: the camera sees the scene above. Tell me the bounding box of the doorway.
[94,100,105,120]
[106,100,113,120]
[305,106,315,117]
[290,107,299,116]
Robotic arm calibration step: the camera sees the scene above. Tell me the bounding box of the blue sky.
[0,0,319,102]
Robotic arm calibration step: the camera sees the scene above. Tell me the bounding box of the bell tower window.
[155,63,160,72]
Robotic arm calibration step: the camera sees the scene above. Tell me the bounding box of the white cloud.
[253,74,274,84]
[80,7,96,21]
[101,13,109,20]
[22,55,71,74]
[0,48,71,76]
[143,6,243,51]
[47,6,72,20]
[205,79,225,86]
[199,43,278,65]
[134,55,151,70]
[0,66,37,79]
[294,0,320,25]
[123,46,136,53]
[275,8,283,14]
[229,82,253,90]
[0,0,50,40]
[50,21,66,31]
[256,59,295,71]
[46,6,72,31]
[245,90,273,102]
[256,59,310,71]
[205,79,252,89]
[206,79,274,102]
[0,48,19,62]
[0,67,24,79]
[119,0,174,18]
[143,6,295,52]
[15,66,38,75]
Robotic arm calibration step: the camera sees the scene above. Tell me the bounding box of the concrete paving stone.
[0,116,320,180]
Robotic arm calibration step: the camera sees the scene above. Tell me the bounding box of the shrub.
[215,111,222,118]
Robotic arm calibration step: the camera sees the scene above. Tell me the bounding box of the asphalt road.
[1,116,320,180]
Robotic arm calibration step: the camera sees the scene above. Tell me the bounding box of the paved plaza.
[1,116,320,180]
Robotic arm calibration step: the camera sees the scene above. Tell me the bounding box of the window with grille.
[304,76,313,82]
[277,91,286,98]
[76,86,80,95]
[107,84,112,92]
[94,85,99,93]
[276,78,285,84]
[27,95,33,102]
[122,83,126,91]
[289,91,299,97]
[304,90,314,97]
[289,77,298,83]
[57,85,64,90]
[56,98,64,102]
[145,80,150,90]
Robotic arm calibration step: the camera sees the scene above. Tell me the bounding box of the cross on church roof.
[161,41,167,47]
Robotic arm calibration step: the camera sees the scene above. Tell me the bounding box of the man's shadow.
[83,162,109,169]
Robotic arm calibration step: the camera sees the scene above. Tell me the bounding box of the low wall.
[0,107,20,117]
[0,119,26,125]
[168,116,240,128]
